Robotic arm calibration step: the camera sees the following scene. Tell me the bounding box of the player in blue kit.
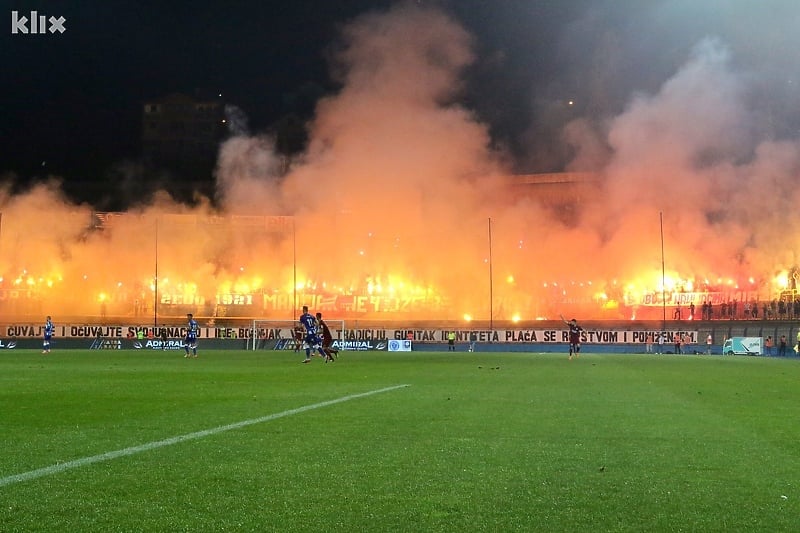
[42,315,54,354]
[184,313,199,358]
[299,305,330,363]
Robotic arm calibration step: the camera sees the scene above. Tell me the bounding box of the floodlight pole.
[488,217,494,331]
[292,216,297,321]
[660,211,666,331]
[154,217,159,329]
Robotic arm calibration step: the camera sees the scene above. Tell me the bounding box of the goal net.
[249,319,346,351]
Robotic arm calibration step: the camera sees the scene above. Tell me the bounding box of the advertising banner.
[722,337,762,355]
[388,340,412,352]
[1,324,699,346]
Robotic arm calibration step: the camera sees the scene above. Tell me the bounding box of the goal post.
[249,319,346,351]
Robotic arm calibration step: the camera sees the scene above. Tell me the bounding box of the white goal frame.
[249,318,346,351]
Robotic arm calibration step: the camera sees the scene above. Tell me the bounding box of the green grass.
[1,350,799,532]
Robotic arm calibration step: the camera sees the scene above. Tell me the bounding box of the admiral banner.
[1,325,698,345]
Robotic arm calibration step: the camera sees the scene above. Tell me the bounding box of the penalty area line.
[0,384,410,489]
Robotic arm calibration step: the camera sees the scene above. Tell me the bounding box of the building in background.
[141,92,227,179]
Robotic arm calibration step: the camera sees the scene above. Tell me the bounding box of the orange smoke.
[2,5,799,324]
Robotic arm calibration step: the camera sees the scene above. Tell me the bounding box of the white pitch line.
[0,384,409,488]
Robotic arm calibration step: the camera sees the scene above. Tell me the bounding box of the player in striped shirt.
[42,316,54,354]
[184,313,199,358]
[299,306,329,363]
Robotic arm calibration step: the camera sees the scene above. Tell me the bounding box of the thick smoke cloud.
[565,26,800,304]
[2,1,799,323]
[543,0,800,159]
[217,3,511,319]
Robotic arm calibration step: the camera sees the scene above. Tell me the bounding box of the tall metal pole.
[292,217,297,320]
[488,217,493,331]
[154,218,159,329]
[660,211,666,330]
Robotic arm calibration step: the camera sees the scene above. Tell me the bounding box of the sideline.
[0,384,410,488]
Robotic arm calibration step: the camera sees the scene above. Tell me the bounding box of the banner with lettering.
[1,325,698,345]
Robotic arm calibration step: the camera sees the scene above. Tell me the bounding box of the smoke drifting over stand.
[2,2,800,322]
[217,3,511,319]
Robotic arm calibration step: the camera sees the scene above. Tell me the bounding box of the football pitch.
[1,350,798,532]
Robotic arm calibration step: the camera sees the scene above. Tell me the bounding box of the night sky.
[2,1,799,207]
[1,1,393,182]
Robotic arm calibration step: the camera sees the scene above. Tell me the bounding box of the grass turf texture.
[1,350,798,532]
